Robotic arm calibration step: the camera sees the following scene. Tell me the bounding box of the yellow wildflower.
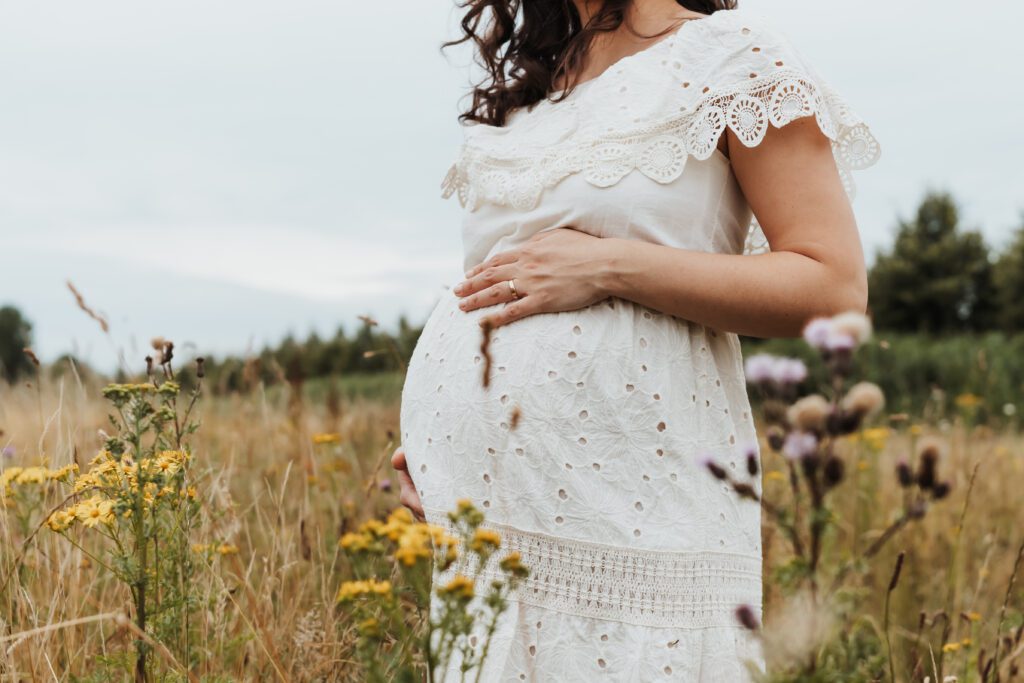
[856,461,870,471]
[862,427,890,451]
[216,543,239,556]
[46,508,76,532]
[14,466,49,485]
[75,496,115,528]
[439,575,475,600]
[336,579,392,603]
[395,527,433,566]
[909,424,924,436]
[378,508,412,541]
[955,393,983,409]
[339,532,373,552]
[469,528,502,552]
[312,433,342,445]
[966,611,982,622]
[942,642,960,653]
[500,551,529,578]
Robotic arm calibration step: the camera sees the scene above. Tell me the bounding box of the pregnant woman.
[393,0,879,679]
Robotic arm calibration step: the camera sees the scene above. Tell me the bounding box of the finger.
[479,296,544,329]
[391,446,407,470]
[395,466,417,491]
[456,262,518,300]
[463,249,519,281]
[458,276,522,313]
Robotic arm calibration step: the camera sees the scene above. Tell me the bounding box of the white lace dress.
[400,8,879,681]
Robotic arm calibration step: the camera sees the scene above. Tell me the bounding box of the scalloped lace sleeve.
[678,10,881,254]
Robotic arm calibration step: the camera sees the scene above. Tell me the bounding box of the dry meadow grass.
[0,363,1021,681]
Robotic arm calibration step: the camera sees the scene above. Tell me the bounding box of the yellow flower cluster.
[336,578,393,603]
[954,393,983,409]
[338,507,460,568]
[74,449,190,496]
[312,433,342,445]
[847,427,891,451]
[2,463,79,497]
[469,528,501,553]
[438,575,474,600]
[192,542,240,556]
[45,450,194,533]
[942,637,973,653]
[46,495,116,531]
[499,551,529,578]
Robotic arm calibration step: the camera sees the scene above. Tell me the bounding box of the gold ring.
[507,279,519,300]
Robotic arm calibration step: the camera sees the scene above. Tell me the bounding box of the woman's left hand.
[453,227,614,329]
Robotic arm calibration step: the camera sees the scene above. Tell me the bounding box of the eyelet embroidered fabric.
[402,8,879,681]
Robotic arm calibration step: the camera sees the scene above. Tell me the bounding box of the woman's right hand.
[390,445,425,522]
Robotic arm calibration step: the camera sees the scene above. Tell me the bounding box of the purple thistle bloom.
[782,431,818,460]
[743,354,777,384]
[771,358,808,385]
[378,478,393,492]
[802,317,833,350]
[824,329,857,352]
[1,446,14,459]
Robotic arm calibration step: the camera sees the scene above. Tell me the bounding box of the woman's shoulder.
[674,8,819,88]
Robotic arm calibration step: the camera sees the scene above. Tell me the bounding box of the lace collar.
[440,9,881,254]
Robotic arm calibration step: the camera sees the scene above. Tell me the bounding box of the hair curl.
[441,0,738,127]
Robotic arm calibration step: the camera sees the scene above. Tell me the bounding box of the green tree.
[868,191,997,332]
[0,305,34,383]
[993,219,1024,332]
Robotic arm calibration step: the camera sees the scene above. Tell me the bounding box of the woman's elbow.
[825,271,869,318]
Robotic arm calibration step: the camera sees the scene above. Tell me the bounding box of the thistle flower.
[744,354,777,383]
[782,431,818,460]
[735,604,761,631]
[743,442,759,476]
[823,456,845,487]
[841,382,885,419]
[787,394,831,432]
[896,459,913,487]
[830,311,873,346]
[771,358,808,385]
[802,317,833,350]
[700,453,728,480]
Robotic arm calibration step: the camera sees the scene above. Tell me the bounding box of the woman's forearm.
[596,237,868,339]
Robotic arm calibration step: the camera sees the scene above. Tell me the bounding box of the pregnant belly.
[399,286,760,554]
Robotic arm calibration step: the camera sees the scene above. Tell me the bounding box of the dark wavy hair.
[441,0,738,127]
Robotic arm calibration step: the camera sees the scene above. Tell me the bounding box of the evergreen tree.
[868,191,997,333]
[0,306,34,383]
[993,219,1024,332]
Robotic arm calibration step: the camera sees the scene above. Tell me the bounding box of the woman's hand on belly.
[452,227,616,329]
[390,446,425,522]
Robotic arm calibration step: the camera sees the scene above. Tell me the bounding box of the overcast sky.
[1,1,1020,374]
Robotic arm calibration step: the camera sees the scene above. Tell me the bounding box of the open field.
[0,349,1022,681]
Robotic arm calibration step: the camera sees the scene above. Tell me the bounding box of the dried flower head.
[841,382,885,419]
[787,394,831,432]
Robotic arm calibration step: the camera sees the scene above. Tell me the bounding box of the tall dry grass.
[0,355,1022,681]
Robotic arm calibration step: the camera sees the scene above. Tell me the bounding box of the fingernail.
[454,282,464,294]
